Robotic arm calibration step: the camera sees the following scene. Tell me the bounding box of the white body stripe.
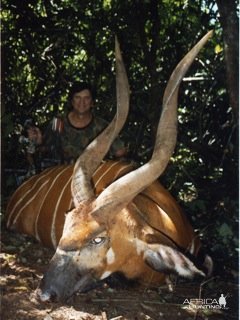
[94,161,120,188]
[35,166,71,244]
[6,167,57,227]
[12,179,50,227]
[51,174,72,248]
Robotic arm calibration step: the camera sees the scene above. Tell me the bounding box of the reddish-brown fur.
[6,161,134,247]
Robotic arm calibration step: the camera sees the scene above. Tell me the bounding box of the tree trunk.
[216,0,239,121]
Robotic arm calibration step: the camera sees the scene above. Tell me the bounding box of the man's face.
[71,89,93,115]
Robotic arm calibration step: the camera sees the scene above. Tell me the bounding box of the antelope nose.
[38,288,58,302]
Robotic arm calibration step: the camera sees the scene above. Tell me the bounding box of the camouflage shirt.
[43,114,125,164]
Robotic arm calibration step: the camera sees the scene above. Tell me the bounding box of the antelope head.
[38,32,213,302]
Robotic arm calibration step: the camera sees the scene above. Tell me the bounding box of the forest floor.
[1,227,239,320]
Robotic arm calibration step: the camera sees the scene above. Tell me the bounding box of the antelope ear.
[143,244,206,278]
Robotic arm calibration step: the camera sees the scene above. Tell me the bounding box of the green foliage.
[2,0,238,280]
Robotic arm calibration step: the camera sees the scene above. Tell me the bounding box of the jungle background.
[1,0,239,319]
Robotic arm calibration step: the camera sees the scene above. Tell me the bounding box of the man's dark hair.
[68,82,96,102]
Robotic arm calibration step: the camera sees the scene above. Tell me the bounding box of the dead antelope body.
[6,32,213,302]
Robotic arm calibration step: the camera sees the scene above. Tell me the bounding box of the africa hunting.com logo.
[182,294,229,310]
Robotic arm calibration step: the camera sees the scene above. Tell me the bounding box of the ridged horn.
[71,37,130,206]
[92,30,213,218]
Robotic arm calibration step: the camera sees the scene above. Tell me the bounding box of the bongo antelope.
[6,31,213,301]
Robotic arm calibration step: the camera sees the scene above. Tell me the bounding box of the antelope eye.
[91,237,106,245]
